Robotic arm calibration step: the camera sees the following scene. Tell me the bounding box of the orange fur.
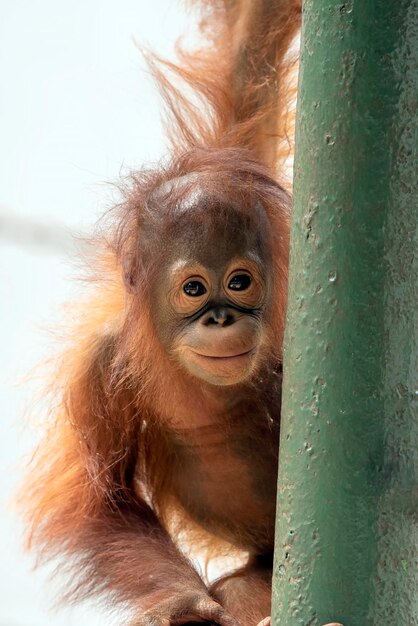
[21,1,301,623]
[149,0,300,175]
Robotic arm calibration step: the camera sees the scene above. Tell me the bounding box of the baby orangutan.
[21,2,344,626]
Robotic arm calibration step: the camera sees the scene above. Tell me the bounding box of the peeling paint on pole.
[272,1,418,625]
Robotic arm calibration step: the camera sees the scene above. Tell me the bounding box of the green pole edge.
[272,1,418,625]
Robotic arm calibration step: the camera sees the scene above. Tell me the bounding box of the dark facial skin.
[148,186,274,385]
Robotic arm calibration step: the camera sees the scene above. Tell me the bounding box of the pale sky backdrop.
[0,2,192,624]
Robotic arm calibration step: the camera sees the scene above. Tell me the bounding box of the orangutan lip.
[190,348,255,360]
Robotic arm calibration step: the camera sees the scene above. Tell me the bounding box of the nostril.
[202,308,237,327]
[221,314,234,327]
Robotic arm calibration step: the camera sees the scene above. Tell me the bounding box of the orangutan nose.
[201,307,237,327]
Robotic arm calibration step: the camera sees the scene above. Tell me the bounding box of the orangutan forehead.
[174,196,267,252]
[142,174,272,265]
[149,174,265,220]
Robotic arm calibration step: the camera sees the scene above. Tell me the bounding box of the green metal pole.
[272,1,418,625]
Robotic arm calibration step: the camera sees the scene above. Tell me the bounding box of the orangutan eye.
[228,274,252,291]
[183,281,207,297]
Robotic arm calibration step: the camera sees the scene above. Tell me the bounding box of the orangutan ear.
[122,252,138,293]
